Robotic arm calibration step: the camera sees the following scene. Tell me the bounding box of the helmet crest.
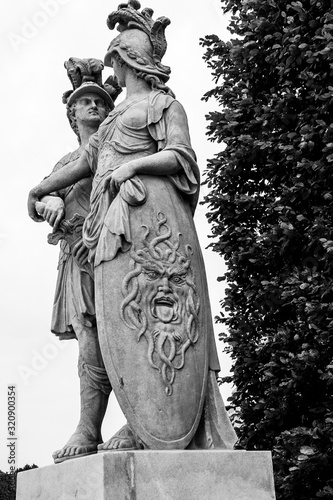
[105,1,171,82]
[62,57,121,107]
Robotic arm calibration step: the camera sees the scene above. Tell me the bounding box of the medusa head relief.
[120,213,200,395]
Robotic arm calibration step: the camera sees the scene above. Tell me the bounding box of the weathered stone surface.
[27,1,238,455]
[16,450,276,500]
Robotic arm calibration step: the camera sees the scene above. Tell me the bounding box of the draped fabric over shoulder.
[83,91,200,267]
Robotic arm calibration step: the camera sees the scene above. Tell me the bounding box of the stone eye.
[145,271,159,280]
[170,274,186,285]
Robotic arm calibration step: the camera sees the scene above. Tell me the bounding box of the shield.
[95,176,212,449]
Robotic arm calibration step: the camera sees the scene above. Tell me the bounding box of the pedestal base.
[16,450,276,500]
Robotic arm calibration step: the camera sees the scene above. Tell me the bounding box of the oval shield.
[95,176,212,449]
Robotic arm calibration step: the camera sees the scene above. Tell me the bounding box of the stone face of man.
[75,92,108,127]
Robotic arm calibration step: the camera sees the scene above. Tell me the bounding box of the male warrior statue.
[36,58,121,462]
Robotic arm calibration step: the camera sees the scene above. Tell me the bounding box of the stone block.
[16,450,276,499]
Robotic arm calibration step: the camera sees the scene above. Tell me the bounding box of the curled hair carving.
[119,213,200,395]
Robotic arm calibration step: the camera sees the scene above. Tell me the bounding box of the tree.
[0,465,38,500]
[201,0,333,498]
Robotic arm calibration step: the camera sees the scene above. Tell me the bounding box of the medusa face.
[120,214,200,395]
[138,258,190,325]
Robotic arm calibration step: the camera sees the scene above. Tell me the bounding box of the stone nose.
[158,277,171,293]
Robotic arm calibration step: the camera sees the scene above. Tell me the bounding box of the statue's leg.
[53,320,112,463]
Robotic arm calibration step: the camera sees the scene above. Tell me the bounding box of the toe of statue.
[98,424,143,452]
[53,432,101,463]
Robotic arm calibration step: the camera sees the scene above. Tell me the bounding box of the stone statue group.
[28,0,237,463]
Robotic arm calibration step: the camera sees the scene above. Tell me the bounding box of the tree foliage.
[201,0,333,497]
[0,465,38,500]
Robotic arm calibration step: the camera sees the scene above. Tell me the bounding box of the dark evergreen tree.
[0,465,38,500]
[0,472,15,500]
[201,0,333,497]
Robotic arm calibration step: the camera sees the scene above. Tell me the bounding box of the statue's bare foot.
[98,424,142,452]
[53,431,102,463]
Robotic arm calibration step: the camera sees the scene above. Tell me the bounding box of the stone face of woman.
[110,54,127,87]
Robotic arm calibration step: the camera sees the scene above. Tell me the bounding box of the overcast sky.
[0,0,231,470]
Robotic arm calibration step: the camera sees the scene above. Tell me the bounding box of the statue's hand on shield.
[102,163,136,198]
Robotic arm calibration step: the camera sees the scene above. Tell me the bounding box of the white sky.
[0,0,231,470]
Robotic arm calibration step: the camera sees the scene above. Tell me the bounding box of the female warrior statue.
[28,0,237,452]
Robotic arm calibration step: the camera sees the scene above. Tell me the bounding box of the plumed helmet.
[66,81,113,107]
[62,57,122,142]
[104,29,170,82]
[105,1,171,82]
[62,57,122,108]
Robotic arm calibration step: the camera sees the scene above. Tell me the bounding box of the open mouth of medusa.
[152,295,178,323]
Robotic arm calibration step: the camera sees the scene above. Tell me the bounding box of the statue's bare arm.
[108,150,180,196]
[107,100,196,196]
[28,152,91,222]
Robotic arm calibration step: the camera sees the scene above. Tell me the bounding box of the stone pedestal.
[16,450,276,500]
